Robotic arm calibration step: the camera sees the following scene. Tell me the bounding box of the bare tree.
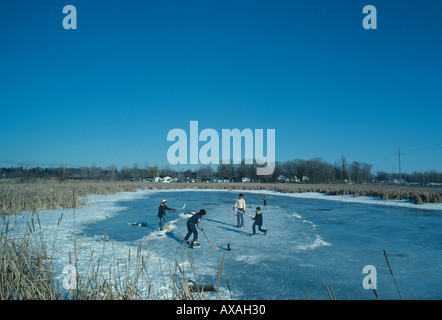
[197,166,214,181]
[91,164,102,180]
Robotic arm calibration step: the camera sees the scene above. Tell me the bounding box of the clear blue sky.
[1,0,441,174]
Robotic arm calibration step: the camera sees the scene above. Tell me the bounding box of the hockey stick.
[234,209,254,218]
[174,203,186,211]
[201,229,219,250]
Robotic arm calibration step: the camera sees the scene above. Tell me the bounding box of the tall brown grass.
[0,213,225,300]
[0,216,59,299]
[0,179,150,215]
[1,179,440,216]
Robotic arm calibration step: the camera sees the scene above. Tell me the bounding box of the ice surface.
[2,188,442,300]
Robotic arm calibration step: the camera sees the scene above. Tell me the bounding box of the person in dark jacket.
[251,206,267,236]
[183,209,206,248]
[158,199,176,230]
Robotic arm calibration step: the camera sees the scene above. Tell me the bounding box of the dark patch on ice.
[393,253,408,257]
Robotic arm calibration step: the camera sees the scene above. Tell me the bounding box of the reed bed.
[0,217,59,299]
[0,213,224,300]
[0,179,150,215]
[1,180,441,216]
[157,182,442,205]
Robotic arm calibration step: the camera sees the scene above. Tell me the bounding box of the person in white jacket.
[233,193,246,228]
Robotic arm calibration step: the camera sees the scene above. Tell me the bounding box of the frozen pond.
[3,188,442,299]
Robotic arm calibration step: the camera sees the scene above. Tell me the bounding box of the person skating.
[157,199,176,230]
[233,193,246,227]
[260,195,272,208]
[183,209,206,248]
[250,206,267,236]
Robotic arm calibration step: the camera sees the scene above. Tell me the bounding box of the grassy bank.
[1,179,441,215]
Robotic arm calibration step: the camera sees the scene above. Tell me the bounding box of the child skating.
[260,195,272,208]
[183,209,206,248]
[157,199,176,230]
[250,206,267,236]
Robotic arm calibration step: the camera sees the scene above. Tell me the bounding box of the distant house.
[163,176,172,183]
[151,176,163,183]
[242,177,251,183]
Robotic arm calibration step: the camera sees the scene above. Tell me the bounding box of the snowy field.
[2,188,442,300]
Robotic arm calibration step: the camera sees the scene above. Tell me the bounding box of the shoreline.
[1,179,442,215]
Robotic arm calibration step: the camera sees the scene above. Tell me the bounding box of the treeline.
[1,156,442,184]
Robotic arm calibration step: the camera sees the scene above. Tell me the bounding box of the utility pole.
[395,149,405,183]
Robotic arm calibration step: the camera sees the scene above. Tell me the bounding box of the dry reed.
[0,212,227,300]
[1,180,441,216]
